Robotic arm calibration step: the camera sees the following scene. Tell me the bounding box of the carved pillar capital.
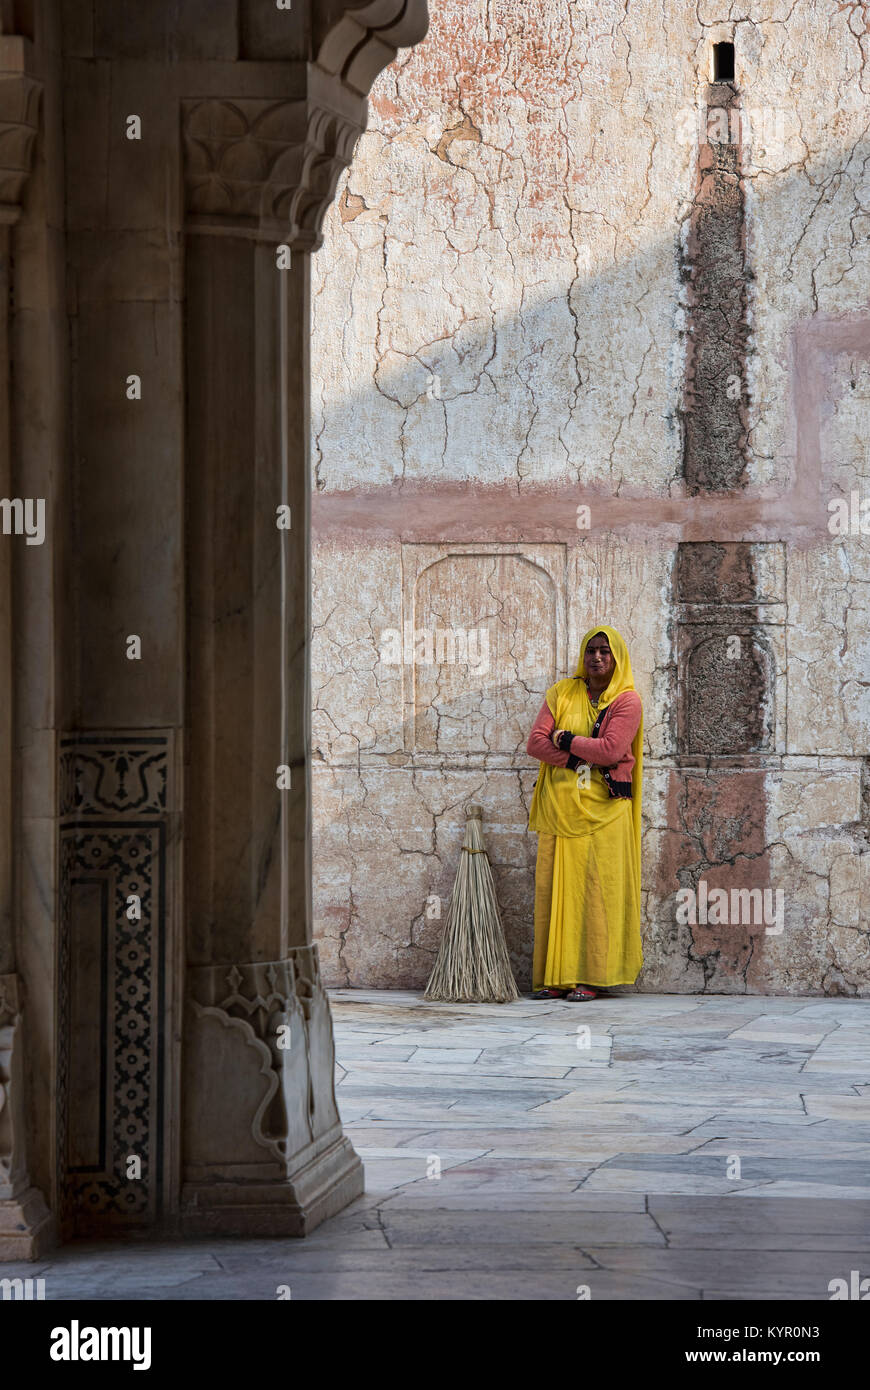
[0,38,41,224]
[182,94,362,250]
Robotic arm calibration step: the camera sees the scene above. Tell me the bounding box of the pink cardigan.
[526,688,642,785]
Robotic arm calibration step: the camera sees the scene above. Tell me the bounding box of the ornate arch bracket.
[315,0,430,97]
[183,0,429,249]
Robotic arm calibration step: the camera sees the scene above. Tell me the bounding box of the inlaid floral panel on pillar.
[57,734,178,1239]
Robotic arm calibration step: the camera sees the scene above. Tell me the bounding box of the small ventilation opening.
[713,42,735,82]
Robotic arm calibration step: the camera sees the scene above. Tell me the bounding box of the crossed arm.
[526,700,573,767]
[526,692,642,767]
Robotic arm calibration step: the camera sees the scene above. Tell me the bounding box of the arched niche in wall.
[402,544,567,758]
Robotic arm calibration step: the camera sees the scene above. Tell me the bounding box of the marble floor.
[7,990,870,1299]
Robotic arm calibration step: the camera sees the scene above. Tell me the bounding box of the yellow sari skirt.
[532,778,642,991]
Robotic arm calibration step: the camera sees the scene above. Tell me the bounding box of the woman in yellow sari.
[526,626,643,1001]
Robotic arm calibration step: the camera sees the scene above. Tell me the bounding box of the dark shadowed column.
[0,20,53,1258]
[179,0,430,1236]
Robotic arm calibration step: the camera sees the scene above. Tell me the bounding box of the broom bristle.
[424,806,520,1004]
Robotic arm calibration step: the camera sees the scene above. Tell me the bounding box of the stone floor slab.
[9,991,869,1300]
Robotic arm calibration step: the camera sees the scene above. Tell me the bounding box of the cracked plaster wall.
[311,0,870,994]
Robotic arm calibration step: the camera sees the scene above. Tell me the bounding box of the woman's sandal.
[532,987,567,1000]
[565,986,598,1001]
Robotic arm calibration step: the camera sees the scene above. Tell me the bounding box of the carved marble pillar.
[182,92,363,969]
[0,0,429,1252]
[180,96,364,1232]
[0,28,52,1257]
[178,15,430,1229]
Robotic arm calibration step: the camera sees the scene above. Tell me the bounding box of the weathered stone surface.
[311,1,870,996]
[314,766,537,989]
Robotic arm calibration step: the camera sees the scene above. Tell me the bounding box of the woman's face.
[584,634,615,684]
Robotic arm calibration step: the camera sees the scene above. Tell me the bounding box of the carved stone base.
[0,1187,55,1260]
[1,975,54,1260]
[181,1130,363,1237]
[181,949,363,1237]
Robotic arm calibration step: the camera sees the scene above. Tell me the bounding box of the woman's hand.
[552,728,567,746]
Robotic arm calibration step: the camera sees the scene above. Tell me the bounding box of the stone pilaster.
[179,1,429,1235]
[0,33,41,989]
[0,31,52,1259]
[181,99,364,1234]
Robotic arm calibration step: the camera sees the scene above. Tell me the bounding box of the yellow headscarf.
[574,625,643,854]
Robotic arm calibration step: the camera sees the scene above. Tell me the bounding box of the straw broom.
[424,804,520,1003]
